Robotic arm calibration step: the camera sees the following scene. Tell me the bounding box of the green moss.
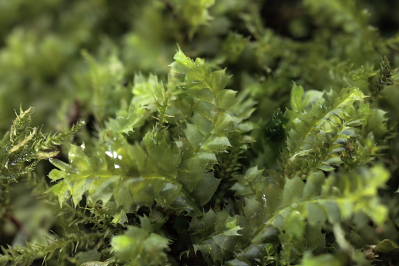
[1,1,399,265]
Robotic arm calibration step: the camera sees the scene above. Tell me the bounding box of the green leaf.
[290,83,304,112]
[375,239,399,254]
[297,252,342,266]
[281,177,304,207]
[307,203,327,225]
[112,226,169,266]
[284,210,305,238]
[203,136,232,152]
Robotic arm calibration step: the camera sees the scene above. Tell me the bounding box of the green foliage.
[189,210,241,263]
[0,108,81,180]
[230,165,389,265]
[0,233,101,266]
[112,226,169,266]
[284,85,387,177]
[0,108,78,217]
[296,252,342,266]
[170,0,215,36]
[49,49,254,217]
[1,1,399,266]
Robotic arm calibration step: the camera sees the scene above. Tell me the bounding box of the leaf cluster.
[1,0,399,266]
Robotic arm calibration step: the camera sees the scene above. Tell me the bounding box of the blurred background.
[0,0,398,134]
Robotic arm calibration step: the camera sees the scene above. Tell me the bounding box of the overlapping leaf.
[49,50,254,217]
[230,165,389,265]
[285,84,387,178]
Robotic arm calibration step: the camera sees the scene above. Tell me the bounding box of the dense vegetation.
[1,0,399,265]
